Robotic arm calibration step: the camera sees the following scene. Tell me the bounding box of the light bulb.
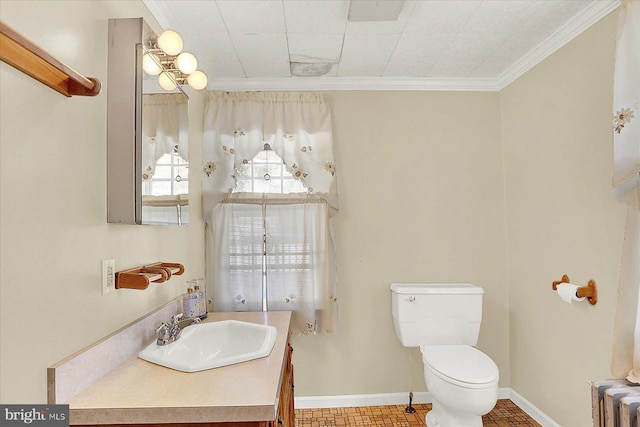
[187,70,207,90]
[158,71,178,91]
[157,30,183,56]
[175,52,198,74]
[142,52,162,76]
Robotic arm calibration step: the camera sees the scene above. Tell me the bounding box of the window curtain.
[208,196,337,334]
[202,91,338,219]
[208,202,265,313]
[202,91,339,335]
[611,0,640,383]
[141,93,188,180]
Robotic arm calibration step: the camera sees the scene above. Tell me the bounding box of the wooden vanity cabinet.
[270,344,295,427]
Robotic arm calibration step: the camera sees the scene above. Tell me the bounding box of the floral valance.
[141,93,188,180]
[202,91,338,219]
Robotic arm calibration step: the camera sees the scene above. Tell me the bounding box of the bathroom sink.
[138,320,277,372]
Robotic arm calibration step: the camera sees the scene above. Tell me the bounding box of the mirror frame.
[106,17,188,225]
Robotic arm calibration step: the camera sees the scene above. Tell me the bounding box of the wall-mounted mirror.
[140,90,189,225]
[107,18,189,226]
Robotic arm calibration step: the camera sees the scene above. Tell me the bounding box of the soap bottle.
[183,288,198,318]
[194,280,207,319]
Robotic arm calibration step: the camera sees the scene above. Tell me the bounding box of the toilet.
[390,283,499,427]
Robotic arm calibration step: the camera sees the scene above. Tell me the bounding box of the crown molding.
[497,0,620,90]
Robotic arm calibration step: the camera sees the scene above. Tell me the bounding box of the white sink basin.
[138,320,277,372]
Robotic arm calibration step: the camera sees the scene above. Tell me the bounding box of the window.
[142,147,189,225]
[234,146,305,194]
[143,148,188,196]
[211,149,336,334]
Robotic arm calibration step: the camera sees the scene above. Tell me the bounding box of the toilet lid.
[421,345,499,388]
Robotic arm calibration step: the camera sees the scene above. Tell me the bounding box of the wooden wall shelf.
[0,20,101,97]
[115,262,185,290]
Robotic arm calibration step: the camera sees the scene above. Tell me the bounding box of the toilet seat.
[421,345,499,389]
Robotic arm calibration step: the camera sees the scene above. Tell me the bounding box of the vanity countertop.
[51,310,292,425]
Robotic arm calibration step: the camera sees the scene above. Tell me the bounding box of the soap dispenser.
[193,282,207,319]
[183,288,198,318]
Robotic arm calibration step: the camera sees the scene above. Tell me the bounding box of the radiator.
[592,380,640,427]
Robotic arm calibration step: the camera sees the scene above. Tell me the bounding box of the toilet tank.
[390,283,483,347]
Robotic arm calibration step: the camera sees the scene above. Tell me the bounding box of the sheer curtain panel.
[611,0,640,383]
[210,197,337,334]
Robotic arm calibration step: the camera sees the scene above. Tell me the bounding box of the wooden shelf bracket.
[0,20,101,97]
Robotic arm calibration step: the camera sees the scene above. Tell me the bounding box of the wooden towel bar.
[115,262,185,290]
[0,20,101,97]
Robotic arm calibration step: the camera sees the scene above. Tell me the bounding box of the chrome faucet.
[155,313,201,346]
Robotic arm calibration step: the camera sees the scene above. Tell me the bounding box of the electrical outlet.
[102,259,116,295]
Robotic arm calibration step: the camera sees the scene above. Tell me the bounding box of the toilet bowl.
[421,345,499,427]
[390,283,500,427]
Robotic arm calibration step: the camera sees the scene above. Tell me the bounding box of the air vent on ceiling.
[348,0,404,22]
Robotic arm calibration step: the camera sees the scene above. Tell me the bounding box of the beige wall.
[0,1,205,403]
[501,11,624,427]
[291,91,510,395]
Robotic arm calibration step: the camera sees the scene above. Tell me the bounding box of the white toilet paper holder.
[552,274,598,305]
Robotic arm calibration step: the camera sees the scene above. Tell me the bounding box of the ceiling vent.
[348,0,404,22]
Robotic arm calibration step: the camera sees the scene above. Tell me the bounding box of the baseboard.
[295,391,432,409]
[295,387,511,409]
[508,388,562,427]
[295,388,558,426]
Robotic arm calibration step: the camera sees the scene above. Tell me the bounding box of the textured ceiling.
[143,0,619,91]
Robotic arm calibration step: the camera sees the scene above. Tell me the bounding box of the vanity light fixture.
[156,29,183,55]
[142,29,207,91]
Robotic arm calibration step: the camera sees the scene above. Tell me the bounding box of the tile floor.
[295,399,541,427]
